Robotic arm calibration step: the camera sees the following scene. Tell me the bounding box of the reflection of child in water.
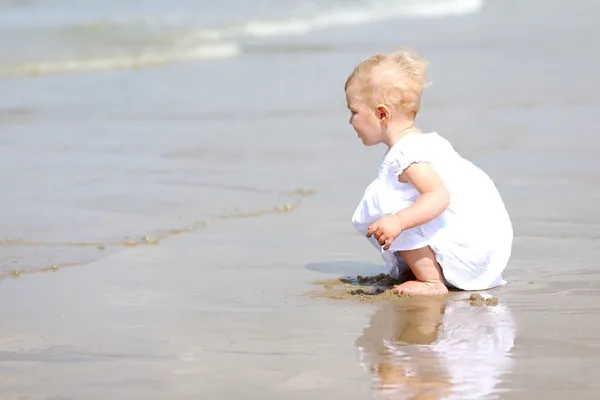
[355,294,516,399]
[346,47,513,295]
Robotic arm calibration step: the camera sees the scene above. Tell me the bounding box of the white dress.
[351,132,513,291]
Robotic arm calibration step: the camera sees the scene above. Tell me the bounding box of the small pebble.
[469,293,484,301]
[142,236,159,245]
[277,204,294,212]
[485,297,499,306]
[469,293,485,306]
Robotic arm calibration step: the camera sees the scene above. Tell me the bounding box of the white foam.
[0,0,483,77]
[174,0,483,51]
[0,42,240,77]
[197,0,483,40]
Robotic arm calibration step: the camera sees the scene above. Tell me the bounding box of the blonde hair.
[345,46,429,118]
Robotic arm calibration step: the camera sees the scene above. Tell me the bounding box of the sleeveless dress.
[351,132,513,290]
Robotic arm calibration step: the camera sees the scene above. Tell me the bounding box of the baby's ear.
[375,104,390,122]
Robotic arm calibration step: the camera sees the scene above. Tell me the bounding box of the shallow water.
[2,0,600,398]
[355,294,515,399]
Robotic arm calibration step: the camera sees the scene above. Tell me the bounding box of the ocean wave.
[0,42,240,77]
[181,0,483,40]
[0,0,482,77]
[233,0,483,38]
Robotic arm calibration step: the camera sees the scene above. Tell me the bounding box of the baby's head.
[345,47,429,146]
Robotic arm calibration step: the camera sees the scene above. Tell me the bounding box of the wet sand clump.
[466,293,499,307]
[312,274,423,302]
[349,273,403,287]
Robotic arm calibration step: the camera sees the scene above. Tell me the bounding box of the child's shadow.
[355,295,517,399]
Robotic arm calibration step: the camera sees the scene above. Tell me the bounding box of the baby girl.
[346,47,513,295]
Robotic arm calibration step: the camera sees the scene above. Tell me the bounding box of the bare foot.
[394,280,449,296]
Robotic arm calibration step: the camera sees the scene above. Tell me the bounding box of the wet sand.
[2,0,600,399]
[311,273,500,306]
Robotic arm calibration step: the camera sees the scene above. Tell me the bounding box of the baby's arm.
[395,163,449,230]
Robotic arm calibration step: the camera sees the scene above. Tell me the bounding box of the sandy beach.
[1,0,600,398]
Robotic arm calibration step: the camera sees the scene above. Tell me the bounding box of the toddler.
[346,47,513,295]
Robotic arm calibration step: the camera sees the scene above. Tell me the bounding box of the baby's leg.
[395,246,448,295]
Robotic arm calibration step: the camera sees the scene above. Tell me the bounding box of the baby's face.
[345,84,383,146]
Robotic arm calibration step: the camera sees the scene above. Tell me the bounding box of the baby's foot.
[394,280,449,296]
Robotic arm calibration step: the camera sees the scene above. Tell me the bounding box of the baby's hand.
[367,215,403,251]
